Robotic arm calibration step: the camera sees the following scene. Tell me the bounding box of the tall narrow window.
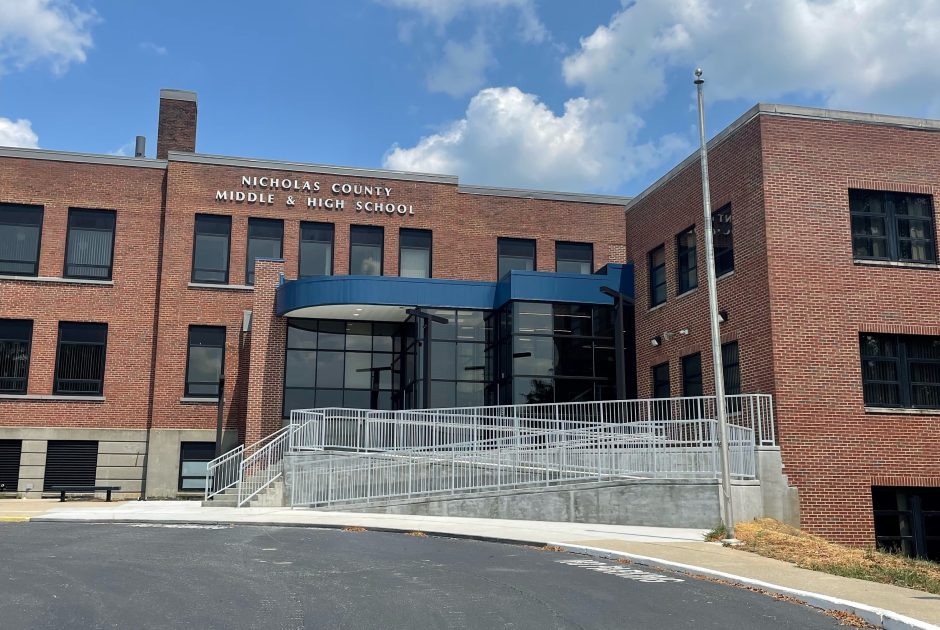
[0,203,43,277]
[498,238,535,279]
[349,225,383,276]
[712,204,733,277]
[399,228,432,278]
[299,222,334,278]
[0,319,32,394]
[722,341,741,395]
[648,245,666,307]
[860,333,940,409]
[682,353,703,397]
[652,362,670,398]
[192,214,231,284]
[185,326,225,398]
[851,189,936,263]
[54,322,107,396]
[555,241,593,274]
[64,208,116,280]
[676,227,697,294]
[246,218,283,285]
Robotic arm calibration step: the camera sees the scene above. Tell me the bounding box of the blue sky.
[2,1,939,196]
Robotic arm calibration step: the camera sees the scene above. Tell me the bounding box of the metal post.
[695,68,737,542]
[422,318,431,409]
[214,377,226,459]
[600,286,628,399]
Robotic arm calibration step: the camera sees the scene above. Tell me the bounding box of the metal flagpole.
[694,68,737,542]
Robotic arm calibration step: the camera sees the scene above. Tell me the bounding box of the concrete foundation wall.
[0,427,238,499]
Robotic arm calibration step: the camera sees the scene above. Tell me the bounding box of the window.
[246,218,283,285]
[192,214,231,284]
[555,242,593,274]
[185,326,225,398]
[349,225,384,276]
[872,486,940,561]
[652,362,670,398]
[648,245,666,307]
[850,189,936,263]
[54,322,107,396]
[64,208,115,280]
[676,227,697,294]
[299,222,334,277]
[722,341,741,395]
[860,333,940,409]
[498,238,535,279]
[712,204,733,277]
[0,319,32,394]
[179,442,215,492]
[682,353,703,396]
[0,439,22,492]
[0,203,43,277]
[399,228,432,278]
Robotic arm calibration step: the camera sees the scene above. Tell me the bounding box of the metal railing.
[211,394,774,506]
[287,418,756,507]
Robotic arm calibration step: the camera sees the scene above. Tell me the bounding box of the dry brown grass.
[341,526,368,533]
[732,518,940,595]
[405,531,428,537]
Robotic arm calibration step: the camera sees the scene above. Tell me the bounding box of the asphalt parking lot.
[0,522,853,629]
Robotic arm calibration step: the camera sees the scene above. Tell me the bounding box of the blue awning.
[275,263,633,319]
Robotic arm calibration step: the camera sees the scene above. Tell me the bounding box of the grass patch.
[733,518,940,595]
[405,531,428,538]
[704,523,728,542]
[341,526,367,533]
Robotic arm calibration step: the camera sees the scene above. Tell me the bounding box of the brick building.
[0,89,631,500]
[0,90,937,558]
[629,104,940,555]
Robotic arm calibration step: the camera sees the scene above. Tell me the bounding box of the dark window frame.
[722,340,741,396]
[53,322,108,396]
[0,203,44,277]
[555,241,594,274]
[246,217,284,286]
[497,237,536,280]
[860,333,940,409]
[652,362,670,398]
[399,228,432,279]
[191,214,232,285]
[712,203,734,277]
[178,441,216,492]
[349,225,385,276]
[184,325,226,398]
[648,244,667,307]
[850,189,937,263]
[0,319,33,394]
[63,207,117,281]
[681,352,703,397]
[299,221,335,278]
[676,226,698,294]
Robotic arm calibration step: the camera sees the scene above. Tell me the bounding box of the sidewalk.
[20,500,940,628]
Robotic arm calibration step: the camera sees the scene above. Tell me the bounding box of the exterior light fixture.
[718,310,728,323]
[651,336,662,347]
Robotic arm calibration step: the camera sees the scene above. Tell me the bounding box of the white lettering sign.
[214,174,416,217]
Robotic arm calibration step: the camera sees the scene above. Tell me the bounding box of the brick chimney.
[156,88,197,159]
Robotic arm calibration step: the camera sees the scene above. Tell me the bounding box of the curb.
[0,516,31,522]
[550,543,938,630]
[30,515,936,630]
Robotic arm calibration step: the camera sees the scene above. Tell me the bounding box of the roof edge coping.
[458,184,630,206]
[160,88,197,103]
[0,146,167,169]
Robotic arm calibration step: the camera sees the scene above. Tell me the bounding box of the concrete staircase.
[201,478,285,508]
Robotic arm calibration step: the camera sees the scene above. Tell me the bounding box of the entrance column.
[245,258,287,451]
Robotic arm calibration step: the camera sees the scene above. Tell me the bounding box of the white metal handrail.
[288,419,756,507]
[204,444,244,501]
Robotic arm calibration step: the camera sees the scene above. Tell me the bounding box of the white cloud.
[139,41,167,56]
[384,87,688,192]
[563,0,940,113]
[0,117,39,148]
[380,0,547,42]
[0,0,96,75]
[426,34,493,97]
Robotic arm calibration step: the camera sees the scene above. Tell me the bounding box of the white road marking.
[556,559,684,583]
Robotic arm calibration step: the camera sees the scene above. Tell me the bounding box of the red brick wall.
[759,115,940,545]
[627,115,775,401]
[156,97,197,159]
[0,157,165,429]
